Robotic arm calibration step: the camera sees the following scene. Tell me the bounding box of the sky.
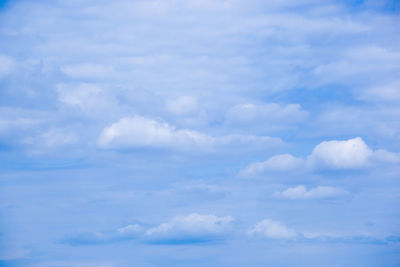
[0,0,400,266]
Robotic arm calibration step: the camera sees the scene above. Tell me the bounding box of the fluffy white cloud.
[98,115,282,150]
[239,154,304,177]
[307,137,373,169]
[240,137,399,176]
[145,213,233,243]
[0,54,16,78]
[274,185,348,199]
[97,115,212,149]
[247,219,296,239]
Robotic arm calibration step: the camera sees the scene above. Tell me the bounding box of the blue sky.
[0,0,399,266]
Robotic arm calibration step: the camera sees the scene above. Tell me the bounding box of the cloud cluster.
[62,214,233,245]
[247,219,400,245]
[274,185,348,200]
[61,214,400,246]
[97,115,282,151]
[240,137,400,177]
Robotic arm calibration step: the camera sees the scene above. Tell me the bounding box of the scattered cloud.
[240,137,399,177]
[307,137,373,169]
[145,213,233,244]
[247,219,297,239]
[97,115,212,149]
[61,224,143,246]
[97,115,282,151]
[239,154,304,177]
[274,185,348,199]
[248,219,399,244]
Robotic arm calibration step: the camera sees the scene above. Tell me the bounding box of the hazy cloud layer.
[0,0,399,266]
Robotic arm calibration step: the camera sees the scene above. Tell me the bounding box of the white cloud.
[239,154,304,177]
[145,213,233,242]
[247,219,393,243]
[0,54,16,78]
[240,137,399,176]
[116,224,143,235]
[307,137,373,169]
[274,185,348,199]
[166,96,199,115]
[62,224,144,245]
[97,115,212,149]
[247,219,297,239]
[97,115,282,151]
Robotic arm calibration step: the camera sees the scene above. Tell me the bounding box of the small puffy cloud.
[274,185,348,200]
[97,115,212,149]
[145,213,233,244]
[225,103,308,130]
[0,54,16,78]
[307,137,373,169]
[62,224,143,246]
[239,154,304,177]
[98,115,281,151]
[247,219,297,239]
[166,96,199,115]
